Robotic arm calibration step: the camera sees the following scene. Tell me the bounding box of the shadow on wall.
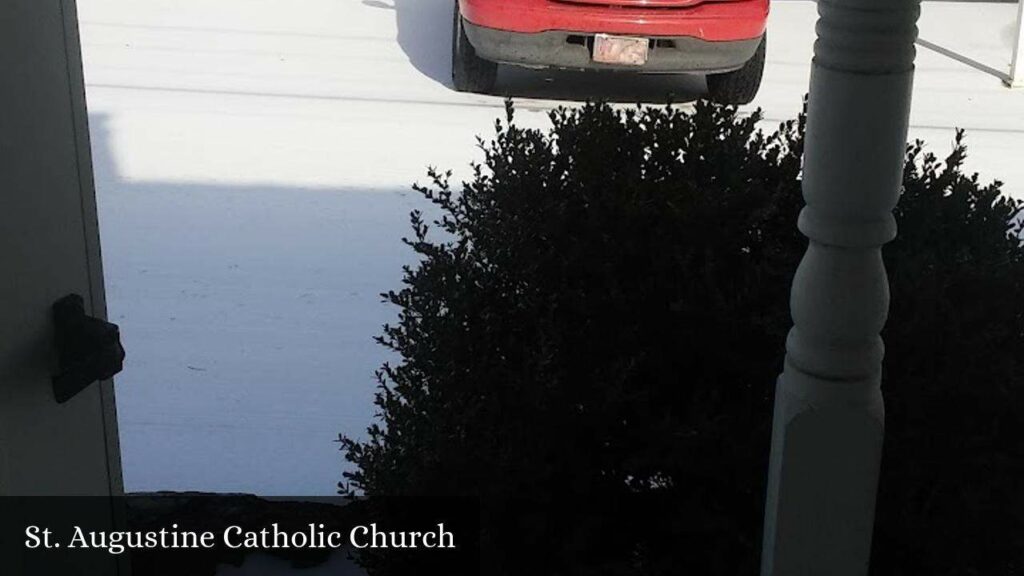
[362,0,704,104]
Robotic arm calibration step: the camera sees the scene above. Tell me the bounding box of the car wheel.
[706,35,766,106]
[451,2,497,94]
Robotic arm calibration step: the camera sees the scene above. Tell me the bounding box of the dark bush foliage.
[340,100,1024,575]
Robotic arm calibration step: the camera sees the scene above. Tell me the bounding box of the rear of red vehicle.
[452,0,770,104]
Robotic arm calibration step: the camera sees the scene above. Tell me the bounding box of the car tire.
[706,35,766,106]
[451,2,498,94]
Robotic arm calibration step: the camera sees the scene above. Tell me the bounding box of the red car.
[452,0,769,104]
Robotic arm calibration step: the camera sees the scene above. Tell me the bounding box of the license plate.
[592,34,649,66]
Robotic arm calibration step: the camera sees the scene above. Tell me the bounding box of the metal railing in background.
[1009,0,1024,86]
[913,0,1024,87]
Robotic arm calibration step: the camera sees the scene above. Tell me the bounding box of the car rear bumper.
[459,0,769,40]
[463,22,763,73]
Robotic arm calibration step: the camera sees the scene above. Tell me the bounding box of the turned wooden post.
[760,1,921,575]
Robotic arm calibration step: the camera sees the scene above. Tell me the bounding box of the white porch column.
[1009,0,1024,87]
[760,1,921,575]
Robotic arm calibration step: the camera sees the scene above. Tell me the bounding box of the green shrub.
[340,100,1024,575]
